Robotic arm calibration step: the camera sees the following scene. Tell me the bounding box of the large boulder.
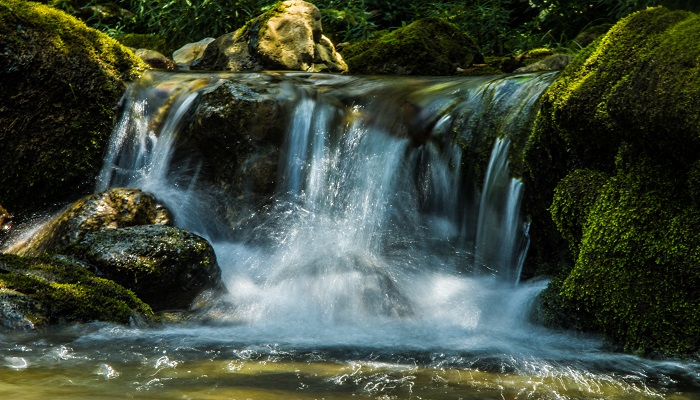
[0,0,147,218]
[193,0,347,73]
[341,18,483,75]
[0,253,153,329]
[73,225,223,311]
[7,188,172,257]
[178,77,288,229]
[524,7,700,356]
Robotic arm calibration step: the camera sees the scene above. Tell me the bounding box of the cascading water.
[3,71,698,400]
[97,71,546,328]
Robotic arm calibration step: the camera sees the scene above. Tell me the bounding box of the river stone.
[75,225,224,311]
[193,0,347,72]
[179,78,287,229]
[7,188,172,257]
[0,0,147,217]
[173,37,215,70]
[0,288,45,330]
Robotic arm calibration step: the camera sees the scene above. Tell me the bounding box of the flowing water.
[2,71,699,399]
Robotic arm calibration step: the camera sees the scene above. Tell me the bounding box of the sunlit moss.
[0,253,153,326]
[525,7,700,356]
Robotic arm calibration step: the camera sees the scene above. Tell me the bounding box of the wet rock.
[133,48,176,70]
[341,18,483,75]
[7,188,172,257]
[193,0,347,72]
[0,288,45,330]
[0,0,147,217]
[173,37,215,70]
[74,225,224,311]
[180,78,288,228]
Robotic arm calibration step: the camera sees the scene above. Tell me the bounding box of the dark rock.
[0,253,153,329]
[75,225,224,311]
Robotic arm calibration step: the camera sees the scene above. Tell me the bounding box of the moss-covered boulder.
[0,0,147,218]
[524,7,700,356]
[73,225,223,311]
[7,188,171,257]
[0,253,153,328]
[341,18,483,75]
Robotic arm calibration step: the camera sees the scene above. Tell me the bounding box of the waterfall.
[98,70,557,327]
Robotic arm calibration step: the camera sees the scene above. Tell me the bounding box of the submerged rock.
[74,225,224,311]
[341,18,483,75]
[0,253,153,329]
[193,0,347,72]
[0,0,147,217]
[7,188,172,258]
[525,7,700,356]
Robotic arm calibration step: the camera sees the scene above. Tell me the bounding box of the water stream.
[2,71,698,399]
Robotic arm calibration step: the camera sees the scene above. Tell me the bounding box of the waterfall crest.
[98,70,557,327]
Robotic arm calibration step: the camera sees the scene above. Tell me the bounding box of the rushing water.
[2,71,699,399]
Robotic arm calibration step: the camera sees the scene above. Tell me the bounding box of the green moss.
[558,153,700,356]
[0,253,153,326]
[0,0,147,218]
[341,18,482,75]
[549,169,609,254]
[524,7,700,356]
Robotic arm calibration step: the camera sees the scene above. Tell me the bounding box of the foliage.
[41,0,700,55]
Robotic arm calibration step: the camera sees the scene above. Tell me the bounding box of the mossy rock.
[341,18,483,75]
[0,253,153,328]
[549,169,609,254]
[0,0,147,218]
[524,7,700,356]
[73,225,224,311]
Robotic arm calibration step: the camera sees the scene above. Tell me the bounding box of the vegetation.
[525,7,700,356]
[41,0,700,56]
